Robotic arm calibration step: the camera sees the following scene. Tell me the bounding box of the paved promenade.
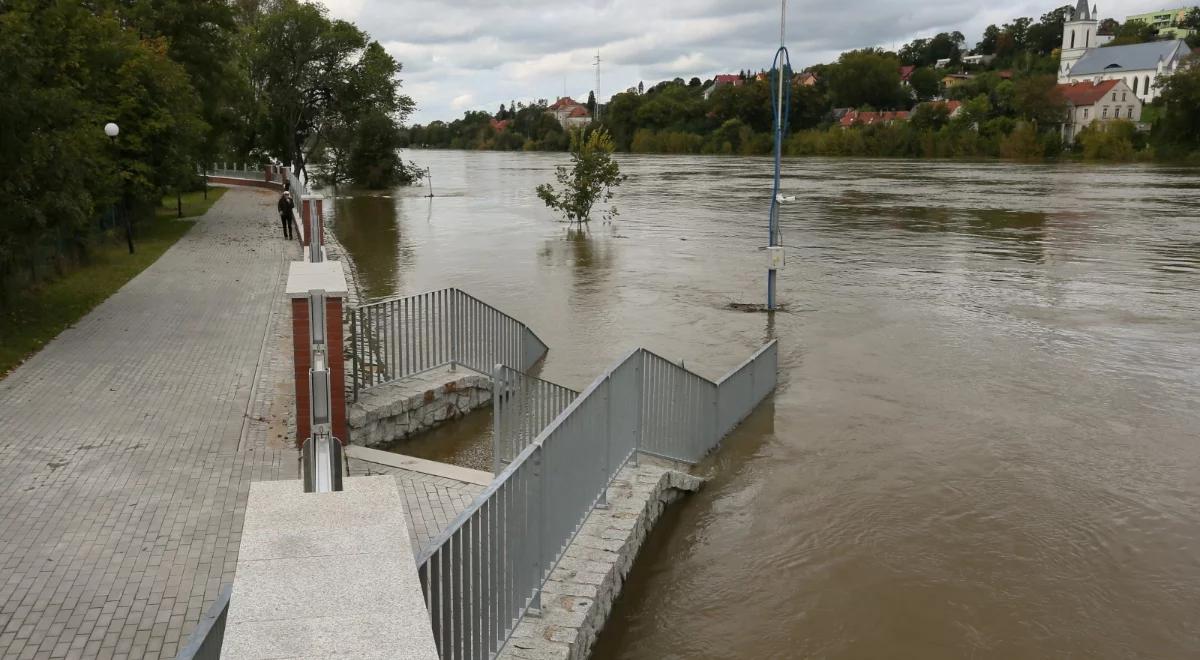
[0,187,487,659]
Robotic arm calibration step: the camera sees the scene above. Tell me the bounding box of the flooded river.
[332,151,1200,659]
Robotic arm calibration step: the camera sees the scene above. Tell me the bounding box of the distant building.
[942,73,972,88]
[1057,79,1143,143]
[899,65,916,86]
[489,118,511,132]
[1058,0,1191,102]
[703,74,744,100]
[839,109,910,128]
[934,57,952,68]
[795,71,819,86]
[918,99,964,118]
[962,54,996,66]
[1125,7,1196,39]
[547,97,591,129]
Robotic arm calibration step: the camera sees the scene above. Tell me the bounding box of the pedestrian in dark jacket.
[278,191,294,239]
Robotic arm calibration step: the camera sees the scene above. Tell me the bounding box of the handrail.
[416,341,777,659]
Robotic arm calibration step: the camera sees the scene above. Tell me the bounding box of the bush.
[1077,120,1136,161]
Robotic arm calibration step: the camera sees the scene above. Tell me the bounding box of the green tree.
[536,129,627,224]
[827,49,906,109]
[1106,20,1159,46]
[1154,54,1200,157]
[909,67,941,101]
[976,25,1002,54]
[1078,119,1136,160]
[1012,74,1066,124]
[910,103,951,131]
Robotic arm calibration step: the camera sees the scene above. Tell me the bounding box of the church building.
[1057,0,1192,103]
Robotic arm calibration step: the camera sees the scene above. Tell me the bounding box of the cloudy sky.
[321,0,1176,123]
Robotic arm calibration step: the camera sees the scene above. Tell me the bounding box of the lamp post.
[104,122,134,254]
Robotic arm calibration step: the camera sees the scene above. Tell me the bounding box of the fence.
[349,288,549,400]
[417,340,778,659]
[491,365,579,473]
[205,163,267,181]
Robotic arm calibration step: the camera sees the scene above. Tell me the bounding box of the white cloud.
[321,0,1177,122]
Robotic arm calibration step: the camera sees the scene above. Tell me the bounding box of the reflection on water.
[333,151,1200,660]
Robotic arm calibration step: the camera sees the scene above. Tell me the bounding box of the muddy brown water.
[331,151,1200,659]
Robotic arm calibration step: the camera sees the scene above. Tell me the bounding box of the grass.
[0,187,226,376]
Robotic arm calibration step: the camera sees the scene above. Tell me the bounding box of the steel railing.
[417,340,778,659]
[492,365,579,474]
[205,163,267,181]
[349,288,549,400]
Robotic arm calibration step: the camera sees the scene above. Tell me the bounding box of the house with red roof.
[703,74,745,99]
[547,97,591,129]
[1057,79,1142,143]
[899,65,916,86]
[489,118,512,132]
[839,109,910,128]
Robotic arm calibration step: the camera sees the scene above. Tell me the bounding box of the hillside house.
[547,97,591,129]
[703,74,744,100]
[795,71,819,86]
[899,65,916,86]
[1057,79,1143,143]
[839,109,910,128]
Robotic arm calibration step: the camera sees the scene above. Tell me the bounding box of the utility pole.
[766,0,789,310]
[593,51,602,123]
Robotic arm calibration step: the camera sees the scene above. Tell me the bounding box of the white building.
[1058,0,1191,102]
[1058,78,1143,143]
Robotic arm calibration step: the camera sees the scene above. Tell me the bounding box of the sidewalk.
[0,188,297,659]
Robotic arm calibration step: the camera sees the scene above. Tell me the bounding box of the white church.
[1058,0,1192,102]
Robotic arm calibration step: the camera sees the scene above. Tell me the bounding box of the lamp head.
[104,122,119,139]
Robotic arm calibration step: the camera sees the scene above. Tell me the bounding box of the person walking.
[278,191,295,239]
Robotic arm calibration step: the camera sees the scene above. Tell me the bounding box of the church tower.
[1060,0,1098,80]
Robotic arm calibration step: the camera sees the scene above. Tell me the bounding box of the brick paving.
[0,187,481,659]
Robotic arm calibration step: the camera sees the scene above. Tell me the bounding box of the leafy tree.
[976,25,1001,54]
[637,81,644,94]
[1078,119,1136,160]
[587,91,596,116]
[909,67,941,101]
[688,77,702,87]
[1012,74,1066,125]
[827,49,905,109]
[1106,20,1159,46]
[910,103,951,131]
[1026,6,1073,55]
[1154,54,1200,157]
[536,129,626,224]
[1098,18,1120,35]
[1181,7,1200,29]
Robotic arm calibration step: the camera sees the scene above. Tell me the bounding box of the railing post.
[633,350,643,466]
[350,307,359,403]
[597,374,611,509]
[449,290,458,371]
[492,364,503,476]
[529,445,544,617]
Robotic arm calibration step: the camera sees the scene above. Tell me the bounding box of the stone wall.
[347,366,491,447]
[500,463,703,660]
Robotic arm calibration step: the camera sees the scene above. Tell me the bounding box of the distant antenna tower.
[593,51,602,122]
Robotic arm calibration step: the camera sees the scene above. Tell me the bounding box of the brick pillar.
[291,298,312,446]
[300,198,313,247]
[326,296,348,444]
[291,294,348,447]
[315,198,325,246]
[264,165,274,184]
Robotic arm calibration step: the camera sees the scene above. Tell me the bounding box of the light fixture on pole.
[104,122,119,140]
[103,122,134,254]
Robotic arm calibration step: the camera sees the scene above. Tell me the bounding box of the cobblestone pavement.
[0,188,300,660]
[347,457,484,554]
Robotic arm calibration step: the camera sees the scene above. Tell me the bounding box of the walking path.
[0,188,480,659]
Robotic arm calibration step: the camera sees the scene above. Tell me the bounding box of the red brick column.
[315,198,325,247]
[291,298,312,447]
[264,165,274,183]
[326,296,348,444]
[291,294,348,447]
[300,198,314,247]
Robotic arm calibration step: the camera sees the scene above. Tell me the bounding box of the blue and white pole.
[767,0,790,310]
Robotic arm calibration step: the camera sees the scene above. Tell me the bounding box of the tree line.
[405,5,1200,163]
[2,0,417,299]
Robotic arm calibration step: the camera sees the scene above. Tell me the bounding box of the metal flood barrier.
[301,289,344,493]
[417,339,778,659]
[492,365,579,474]
[348,288,550,400]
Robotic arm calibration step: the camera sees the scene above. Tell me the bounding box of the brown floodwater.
[331,151,1200,659]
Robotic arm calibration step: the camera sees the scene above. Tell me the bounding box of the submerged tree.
[536,129,626,224]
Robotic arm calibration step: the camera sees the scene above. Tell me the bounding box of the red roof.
[489,118,511,132]
[713,74,741,85]
[1056,80,1120,106]
[567,106,590,118]
[899,65,915,82]
[997,70,1013,79]
[549,96,583,110]
[839,110,910,127]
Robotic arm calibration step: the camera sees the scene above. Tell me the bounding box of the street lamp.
[104,122,134,254]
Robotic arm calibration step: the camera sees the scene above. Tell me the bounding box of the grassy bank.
[0,188,225,376]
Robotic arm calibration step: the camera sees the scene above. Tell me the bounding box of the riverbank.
[0,189,225,376]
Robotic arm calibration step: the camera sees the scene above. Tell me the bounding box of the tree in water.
[536,129,627,224]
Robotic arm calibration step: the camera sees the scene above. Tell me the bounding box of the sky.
[320,0,1183,123]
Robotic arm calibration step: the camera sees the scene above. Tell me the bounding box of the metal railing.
[175,584,231,660]
[206,163,267,181]
[492,365,579,473]
[417,340,778,659]
[349,288,549,399]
